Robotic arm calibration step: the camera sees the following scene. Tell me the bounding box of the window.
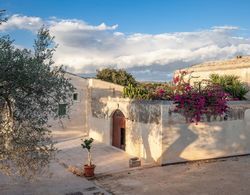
[73,93,78,101]
[58,104,67,116]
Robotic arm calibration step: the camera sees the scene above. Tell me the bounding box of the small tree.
[81,138,94,166]
[96,68,137,86]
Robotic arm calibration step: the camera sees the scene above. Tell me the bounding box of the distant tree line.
[96,68,137,86]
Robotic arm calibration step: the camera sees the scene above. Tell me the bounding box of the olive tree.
[0,27,74,178]
[0,10,7,24]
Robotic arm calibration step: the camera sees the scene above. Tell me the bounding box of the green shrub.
[96,68,137,86]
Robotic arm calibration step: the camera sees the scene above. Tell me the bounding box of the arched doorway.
[112,110,126,150]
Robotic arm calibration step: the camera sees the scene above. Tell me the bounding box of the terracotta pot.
[84,164,96,177]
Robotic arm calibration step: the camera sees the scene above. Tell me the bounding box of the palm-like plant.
[209,74,249,100]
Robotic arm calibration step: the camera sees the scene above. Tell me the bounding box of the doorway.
[112,110,126,150]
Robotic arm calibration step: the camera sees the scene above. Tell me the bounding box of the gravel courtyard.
[95,155,250,195]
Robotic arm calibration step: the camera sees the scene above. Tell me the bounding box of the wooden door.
[112,110,126,150]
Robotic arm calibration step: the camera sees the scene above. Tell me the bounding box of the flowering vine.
[123,70,229,123]
[172,71,228,123]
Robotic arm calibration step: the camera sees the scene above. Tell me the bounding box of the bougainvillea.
[173,71,228,123]
[123,70,229,123]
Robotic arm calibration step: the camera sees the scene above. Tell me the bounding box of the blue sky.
[1,0,250,81]
[2,0,250,34]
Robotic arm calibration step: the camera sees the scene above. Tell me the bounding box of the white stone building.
[48,72,123,139]
[51,72,250,166]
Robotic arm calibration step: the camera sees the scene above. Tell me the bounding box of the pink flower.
[157,89,165,96]
[173,82,228,124]
[173,76,180,84]
[185,85,192,91]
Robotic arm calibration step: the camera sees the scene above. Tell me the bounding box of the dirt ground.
[95,155,250,195]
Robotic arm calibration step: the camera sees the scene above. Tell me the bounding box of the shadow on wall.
[129,121,155,162]
[90,87,122,118]
[90,95,250,165]
[160,123,199,163]
[160,108,250,164]
[127,101,201,164]
[127,101,162,163]
[88,87,123,144]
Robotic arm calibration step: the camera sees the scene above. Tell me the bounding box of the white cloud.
[0,14,43,32]
[212,25,239,31]
[1,14,250,80]
[49,19,118,32]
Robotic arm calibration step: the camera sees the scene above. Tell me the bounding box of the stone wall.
[88,98,165,162]
[89,98,250,165]
[161,101,250,164]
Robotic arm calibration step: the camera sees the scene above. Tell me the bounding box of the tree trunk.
[87,151,92,166]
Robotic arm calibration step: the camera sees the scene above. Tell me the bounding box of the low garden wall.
[89,98,250,165]
[161,101,250,164]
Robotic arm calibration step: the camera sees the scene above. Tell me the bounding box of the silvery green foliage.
[0,10,7,24]
[0,27,74,179]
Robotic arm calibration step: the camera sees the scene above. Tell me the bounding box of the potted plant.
[81,138,95,177]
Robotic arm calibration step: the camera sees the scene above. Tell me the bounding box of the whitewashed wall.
[89,98,250,165]
[160,102,250,164]
[48,73,89,139]
[89,98,164,163]
[87,79,123,142]
[48,74,123,140]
